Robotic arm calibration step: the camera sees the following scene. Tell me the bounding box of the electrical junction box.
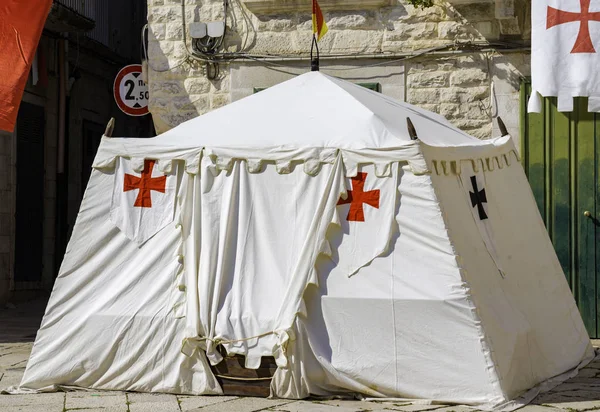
[189,22,207,39]
[207,21,225,37]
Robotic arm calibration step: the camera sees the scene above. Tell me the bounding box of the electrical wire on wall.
[140,0,530,79]
[234,42,529,72]
[180,0,229,79]
[227,0,256,55]
[141,24,190,74]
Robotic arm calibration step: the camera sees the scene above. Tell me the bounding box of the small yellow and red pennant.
[312,0,328,41]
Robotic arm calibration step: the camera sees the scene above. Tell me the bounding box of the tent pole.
[310,34,319,72]
[496,116,508,137]
[104,117,115,137]
[407,117,418,140]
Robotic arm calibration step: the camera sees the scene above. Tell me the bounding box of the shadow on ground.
[0,298,47,343]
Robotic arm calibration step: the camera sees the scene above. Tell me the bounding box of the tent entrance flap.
[178,156,346,370]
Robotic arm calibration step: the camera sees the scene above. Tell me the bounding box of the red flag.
[312,0,328,41]
[0,0,52,132]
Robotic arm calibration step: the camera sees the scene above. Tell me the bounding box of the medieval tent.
[10,72,594,410]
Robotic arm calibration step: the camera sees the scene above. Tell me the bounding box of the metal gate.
[521,80,599,337]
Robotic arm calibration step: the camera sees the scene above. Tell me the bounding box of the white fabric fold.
[180,155,345,370]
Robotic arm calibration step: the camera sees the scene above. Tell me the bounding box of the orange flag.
[0,0,52,132]
[312,0,328,41]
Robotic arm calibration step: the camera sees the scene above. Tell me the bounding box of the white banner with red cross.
[529,0,600,112]
[457,161,505,277]
[334,163,399,277]
[110,157,178,245]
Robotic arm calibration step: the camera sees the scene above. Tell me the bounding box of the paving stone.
[563,378,600,384]
[0,344,32,353]
[0,370,24,388]
[330,400,399,410]
[0,406,64,412]
[187,397,292,412]
[6,361,28,371]
[385,403,450,412]
[66,391,128,411]
[536,388,600,403]
[0,351,32,369]
[536,398,600,411]
[545,390,600,400]
[577,369,600,378]
[0,392,64,408]
[177,395,239,410]
[0,344,33,356]
[271,400,362,411]
[65,409,128,412]
[427,407,479,412]
[318,399,445,411]
[518,405,562,412]
[128,392,180,411]
[551,383,600,392]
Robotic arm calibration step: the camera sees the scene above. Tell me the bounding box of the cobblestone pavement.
[2,302,600,411]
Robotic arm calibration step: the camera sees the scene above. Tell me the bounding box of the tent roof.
[94,72,509,175]
[157,72,486,148]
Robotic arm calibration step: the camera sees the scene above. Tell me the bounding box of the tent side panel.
[429,158,593,401]
[19,169,220,395]
[293,166,503,405]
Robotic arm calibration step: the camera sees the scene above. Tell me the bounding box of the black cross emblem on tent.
[469,176,488,220]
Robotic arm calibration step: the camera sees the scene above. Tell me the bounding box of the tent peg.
[497,116,508,137]
[407,117,418,141]
[104,117,115,137]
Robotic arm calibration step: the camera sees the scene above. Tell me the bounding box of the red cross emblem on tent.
[123,159,166,208]
[337,172,380,222]
[547,0,600,53]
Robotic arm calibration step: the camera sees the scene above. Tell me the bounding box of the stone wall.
[146,0,529,142]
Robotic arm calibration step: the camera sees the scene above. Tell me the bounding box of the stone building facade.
[146,0,529,144]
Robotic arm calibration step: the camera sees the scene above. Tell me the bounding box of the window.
[253,82,381,94]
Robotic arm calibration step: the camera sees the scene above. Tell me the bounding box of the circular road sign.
[114,64,149,116]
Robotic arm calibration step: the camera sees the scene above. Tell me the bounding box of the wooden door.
[521,80,599,337]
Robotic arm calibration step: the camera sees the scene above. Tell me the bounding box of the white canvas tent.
[11,72,595,409]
